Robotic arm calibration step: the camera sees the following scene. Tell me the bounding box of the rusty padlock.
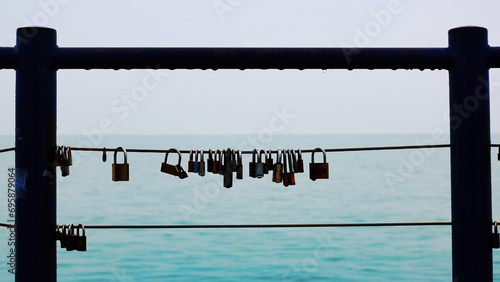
[310,148,329,181]
[112,147,129,181]
[161,148,188,179]
[273,148,283,183]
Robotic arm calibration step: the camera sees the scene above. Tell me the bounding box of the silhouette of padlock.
[112,147,129,181]
[296,149,304,173]
[273,148,283,183]
[161,148,188,179]
[75,224,87,252]
[198,149,206,176]
[66,224,76,251]
[492,221,499,249]
[235,149,243,180]
[309,148,329,181]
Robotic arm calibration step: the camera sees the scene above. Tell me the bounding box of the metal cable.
[82,222,452,229]
[1,144,500,155]
[70,144,452,154]
[0,144,500,155]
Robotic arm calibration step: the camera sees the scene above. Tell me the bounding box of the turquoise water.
[1,134,500,281]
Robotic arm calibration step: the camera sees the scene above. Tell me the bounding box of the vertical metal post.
[449,27,492,281]
[15,27,57,281]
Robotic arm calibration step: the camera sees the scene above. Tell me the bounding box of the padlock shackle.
[77,224,85,236]
[68,223,74,236]
[195,149,199,162]
[208,149,213,160]
[495,221,498,233]
[252,148,260,163]
[189,150,193,161]
[164,148,182,165]
[311,148,327,163]
[291,149,297,164]
[298,149,302,160]
[237,149,242,164]
[259,149,267,163]
[200,149,204,162]
[288,149,295,172]
[114,147,127,164]
[276,148,282,162]
[283,149,288,173]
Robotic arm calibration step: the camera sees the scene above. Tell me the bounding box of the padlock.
[102,147,107,162]
[231,149,238,171]
[198,149,206,176]
[223,148,233,188]
[310,148,329,181]
[188,150,194,172]
[260,150,269,174]
[288,150,296,186]
[267,149,274,172]
[55,146,63,167]
[249,149,259,178]
[236,149,243,180]
[207,149,214,173]
[283,150,290,187]
[213,150,221,174]
[61,146,70,177]
[297,149,304,173]
[161,148,188,179]
[291,149,298,173]
[59,225,68,248]
[66,224,76,251]
[66,146,73,166]
[75,224,87,252]
[218,150,224,175]
[193,150,200,173]
[492,221,499,249]
[273,148,283,183]
[55,225,61,242]
[112,147,129,181]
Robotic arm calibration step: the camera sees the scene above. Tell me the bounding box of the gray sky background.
[0,0,499,135]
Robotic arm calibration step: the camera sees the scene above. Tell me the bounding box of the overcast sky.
[0,1,499,136]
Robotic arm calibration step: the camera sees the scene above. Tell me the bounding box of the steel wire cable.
[0,221,453,229]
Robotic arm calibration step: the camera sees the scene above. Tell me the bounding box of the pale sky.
[0,0,499,135]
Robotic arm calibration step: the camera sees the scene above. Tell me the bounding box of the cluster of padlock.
[107,146,330,186]
[55,224,86,251]
[55,145,72,177]
[158,147,330,188]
